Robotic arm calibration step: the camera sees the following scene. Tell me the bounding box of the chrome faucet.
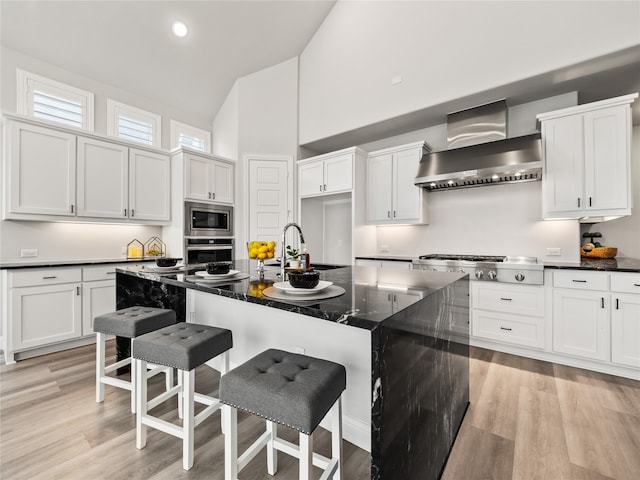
[280,222,306,279]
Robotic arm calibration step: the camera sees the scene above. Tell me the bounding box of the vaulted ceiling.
[1,0,336,124]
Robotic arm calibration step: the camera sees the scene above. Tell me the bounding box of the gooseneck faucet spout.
[280,222,306,279]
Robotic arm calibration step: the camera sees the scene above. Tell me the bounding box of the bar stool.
[94,306,176,412]
[132,322,233,470]
[219,349,346,480]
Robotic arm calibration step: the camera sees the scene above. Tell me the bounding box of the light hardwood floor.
[1,343,638,479]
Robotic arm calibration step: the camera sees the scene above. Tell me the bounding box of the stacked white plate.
[273,280,333,295]
[194,269,241,280]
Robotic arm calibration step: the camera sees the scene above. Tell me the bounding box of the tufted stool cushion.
[94,306,176,338]
[219,349,346,435]
[132,322,233,371]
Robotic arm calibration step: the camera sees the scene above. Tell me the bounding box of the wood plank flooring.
[1,343,638,479]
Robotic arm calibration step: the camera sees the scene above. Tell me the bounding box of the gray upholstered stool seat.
[220,349,346,480]
[94,306,176,338]
[133,322,232,371]
[132,322,233,471]
[94,306,176,413]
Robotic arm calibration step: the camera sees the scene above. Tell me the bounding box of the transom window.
[170,120,211,153]
[107,99,161,148]
[17,69,95,130]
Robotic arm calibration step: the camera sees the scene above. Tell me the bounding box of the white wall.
[0,221,161,263]
[299,1,640,145]
[1,47,212,149]
[583,126,640,259]
[213,57,299,255]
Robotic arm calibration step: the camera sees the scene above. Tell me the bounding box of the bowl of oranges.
[247,240,276,272]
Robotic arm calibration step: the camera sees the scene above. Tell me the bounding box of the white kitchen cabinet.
[538,94,636,219]
[610,273,640,368]
[7,120,77,217]
[366,141,429,225]
[81,265,119,336]
[355,258,412,269]
[552,270,610,362]
[298,150,353,197]
[77,136,129,219]
[472,282,545,349]
[185,152,234,204]
[129,148,171,221]
[9,268,83,352]
[3,115,171,224]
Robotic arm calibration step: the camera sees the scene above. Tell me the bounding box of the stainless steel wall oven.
[185,238,234,266]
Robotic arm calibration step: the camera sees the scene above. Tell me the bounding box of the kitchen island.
[116,261,469,479]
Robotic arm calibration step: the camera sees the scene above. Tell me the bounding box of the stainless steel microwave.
[184,202,233,237]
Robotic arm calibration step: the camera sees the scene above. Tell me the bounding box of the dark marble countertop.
[116,259,467,331]
[544,256,640,273]
[0,257,158,270]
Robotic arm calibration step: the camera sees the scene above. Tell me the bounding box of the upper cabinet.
[366,141,430,225]
[3,115,171,224]
[538,93,637,219]
[298,150,353,197]
[184,152,234,204]
[8,121,77,216]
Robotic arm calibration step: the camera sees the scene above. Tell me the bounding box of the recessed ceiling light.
[172,21,188,38]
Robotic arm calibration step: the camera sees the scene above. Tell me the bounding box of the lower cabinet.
[472,282,545,349]
[552,288,610,362]
[355,258,412,269]
[3,262,149,362]
[9,267,83,351]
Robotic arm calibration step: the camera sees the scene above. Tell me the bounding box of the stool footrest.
[140,415,185,439]
[147,384,181,411]
[273,437,331,470]
[105,357,131,374]
[194,399,222,428]
[100,375,132,391]
[238,430,271,472]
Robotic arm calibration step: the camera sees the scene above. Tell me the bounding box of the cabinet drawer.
[10,267,82,287]
[610,273,640,294]
[472,310,544,348]
[553,270,608,291]
[472,283,544,317]
[83,265,120,282]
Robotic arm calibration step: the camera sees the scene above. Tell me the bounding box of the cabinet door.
[211,160,234,204]
[11,283,82,350]
[9,121,77,216]
[129,149,171,222]
[77,137,128,219]
[584,106,629,212]
[611,294,640,368]
[185,155,211,202]
[366,154,393,222]
[298,161,324,197]
[552,289,610,361]
[324,154,353,194]
[541,115,584,216]
[82,279,115,336]
[393,149,422,221]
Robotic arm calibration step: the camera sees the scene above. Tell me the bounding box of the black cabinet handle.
[500,326,512,331]
[131,209,135,217]
[70,205,74,214]
[601,297,605,309]
[634,283,640,287]
[616,298,619,310]
[76,286,80,296]
[589,197,592,207]
[577,198,581,207]
[500,297,513,301]
[572,279,587,283]
[124,208,127,217]
[42,275,57,279]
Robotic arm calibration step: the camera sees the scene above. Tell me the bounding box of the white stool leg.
[183,369,195,470]
[299,432,313,480]
[178,368,184,420]
[220,351,229,435]
[165,366,174,392]
[95,332,105,403]
[135,358,148,449]
[266,420,278,475]
[129,339,136,413]
[223,405,238,480]
[331,396,343,480]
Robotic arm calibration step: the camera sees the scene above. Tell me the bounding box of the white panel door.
[249,158,290,247]
[9,121,77,216]
[77,137,128,219]
[611,293,640,368]
[185,155,210,202]
[366,154,393,222]
[82,280,115,336]
[584,105,629,212]
[211,160,234,204]
[298,161,324,197]
[393,149,421,221]
[324,154,353,193]
[129,149,171,222]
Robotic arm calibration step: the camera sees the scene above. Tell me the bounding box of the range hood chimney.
[414,100,542,190]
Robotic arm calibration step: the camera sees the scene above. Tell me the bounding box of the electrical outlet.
[121,246,127,255]
[380,245,390,253]
[546,248,562,256]
[294,346,305,354]
[20,249,38,258]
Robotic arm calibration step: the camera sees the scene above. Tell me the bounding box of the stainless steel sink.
[310,263,347,271]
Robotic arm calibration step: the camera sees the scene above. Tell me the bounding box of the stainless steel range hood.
[414,100,542,190]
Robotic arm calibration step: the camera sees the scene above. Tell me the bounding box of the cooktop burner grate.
[418,254,507,262]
